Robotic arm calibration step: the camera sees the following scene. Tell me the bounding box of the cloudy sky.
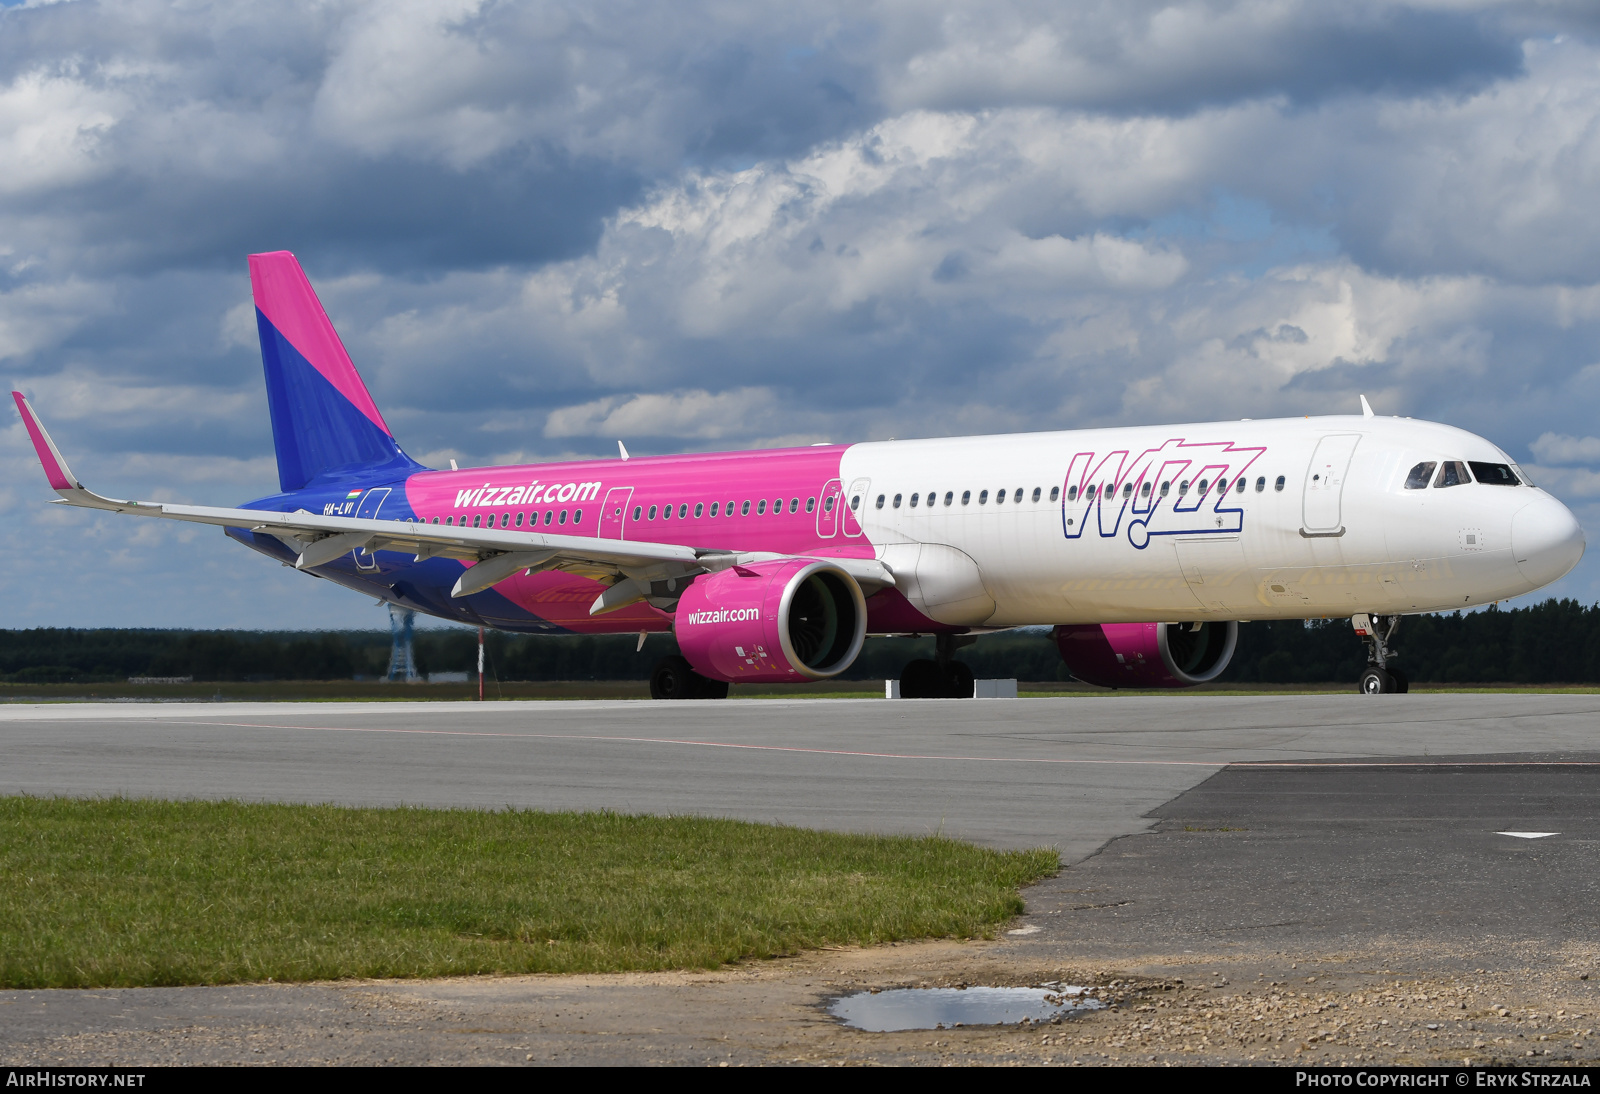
[5,0,1600,628]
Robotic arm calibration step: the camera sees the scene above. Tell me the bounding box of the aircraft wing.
[11,392,893,608]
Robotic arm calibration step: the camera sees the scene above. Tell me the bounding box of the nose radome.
[1512,496,1586,589]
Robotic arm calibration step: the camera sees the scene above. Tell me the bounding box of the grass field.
[0,798,1060,989]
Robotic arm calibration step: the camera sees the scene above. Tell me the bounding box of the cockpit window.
[1435,460,1470,488]
[1404,461,1436,490]
[1468,461,1520,486]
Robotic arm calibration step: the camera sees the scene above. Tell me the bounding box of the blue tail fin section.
[250,251,424,491]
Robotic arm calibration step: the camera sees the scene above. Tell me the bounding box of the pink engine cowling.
[1052,621,1238,688]
[675,559,868,684]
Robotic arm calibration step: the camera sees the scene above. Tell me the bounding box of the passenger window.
[1197,480,1208,495]
[892,493,902,508]
[1140,482,1151,498]
[910,492,919,508]
[632,506,641,520]
[679,504,688,518]
[1255,476,1265,492]
[806,497,816,513]
[544,511,553,525]
[823,496,833,512]
[648,505,657,519]
[1468,461,1519,486]
[1235,477,1244,493]
[1068,485,1079,501]
[994,488,1004,504]
[559,511,568,525]
[710,502,719,517]
[944,491,954,506]
[1032,487,1041,502]
[1179,481,1190,496]
[1404,462,1436,490]
[978,490,989,504]
[1274,475,1286,491]
[741,500,751,515]
[694,502,704,518]
[573,509,582,524]
[1049,486,1059,501]
[473,514,482,528]
[1122,483,1133,498]
[1015,488,1024,503]
[961,490,971,505]
[758,500,768,515]
[445,516,454,525]
[789,498,799,513]
[850,495,861,510]
[1161,481,1171,497]
[1436,460,1470,488]
[515,512,524,527]
[1085,485,1096,500]
[875,494,886,509]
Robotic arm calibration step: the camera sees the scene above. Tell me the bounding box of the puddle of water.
[827,985,1105,1032]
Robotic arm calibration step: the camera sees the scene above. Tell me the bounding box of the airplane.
[11,251,1587,698]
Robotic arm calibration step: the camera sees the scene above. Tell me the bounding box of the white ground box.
[885,678,1018,698]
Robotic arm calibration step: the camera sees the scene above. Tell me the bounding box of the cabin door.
[1302,434,1360,535]
[352,487,391,571]
[599,487,633,540]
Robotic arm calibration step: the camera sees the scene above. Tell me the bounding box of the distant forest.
[1,598,1597,685]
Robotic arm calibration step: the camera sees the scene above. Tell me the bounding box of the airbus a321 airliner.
[12,252,1587,697]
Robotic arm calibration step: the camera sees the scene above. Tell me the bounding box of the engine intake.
[1053,621,1238,689]
[676,559,867,683]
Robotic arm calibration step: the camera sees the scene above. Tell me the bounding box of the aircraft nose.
[1512,495,1586,589]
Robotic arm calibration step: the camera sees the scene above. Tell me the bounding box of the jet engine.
[675,559,867,684]
[1053,621,1238,688]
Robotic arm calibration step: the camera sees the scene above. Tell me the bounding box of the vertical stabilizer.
[249,251,418,491]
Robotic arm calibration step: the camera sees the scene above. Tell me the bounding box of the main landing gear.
[1352,613,1408,695]
[899,634,977,699]
[649,655,730,700]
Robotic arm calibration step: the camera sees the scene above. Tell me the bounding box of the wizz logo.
[1062,438,1266,550]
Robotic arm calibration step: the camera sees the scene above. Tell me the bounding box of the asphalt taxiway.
[1,693,1597,857]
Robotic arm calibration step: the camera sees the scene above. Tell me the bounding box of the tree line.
[1,597,1596,684]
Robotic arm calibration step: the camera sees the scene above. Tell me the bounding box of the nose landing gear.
[1353,613,1408,694]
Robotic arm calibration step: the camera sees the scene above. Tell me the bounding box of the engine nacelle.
[676,559,867,684]
[1053,621,1238,689]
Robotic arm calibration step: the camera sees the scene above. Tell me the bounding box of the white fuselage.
[839,415,1585,627]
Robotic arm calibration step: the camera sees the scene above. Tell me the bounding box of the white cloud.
[0,69,123,197]
[1531,433,1600,465]
[545,388,782,441]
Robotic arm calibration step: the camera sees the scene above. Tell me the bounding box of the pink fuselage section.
[397,444,930,634]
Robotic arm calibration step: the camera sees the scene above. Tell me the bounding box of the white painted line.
[1496,831,1559,839]
[1006,925,1042,936]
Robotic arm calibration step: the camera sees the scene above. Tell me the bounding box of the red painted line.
[156,720,1600,769]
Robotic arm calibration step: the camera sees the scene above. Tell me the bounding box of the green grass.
[0,797,1059,989]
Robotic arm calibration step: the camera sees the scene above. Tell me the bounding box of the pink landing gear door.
[599,486,633,539]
